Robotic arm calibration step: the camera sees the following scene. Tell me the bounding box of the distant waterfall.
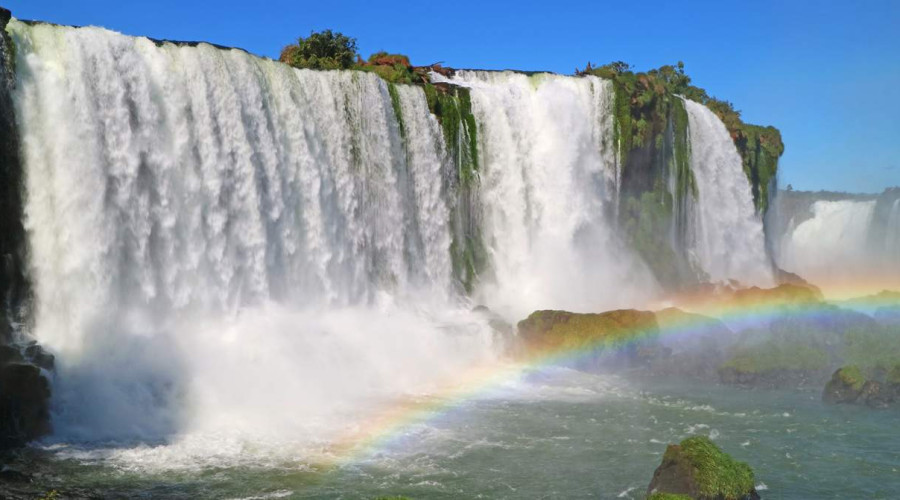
[683,99,773,286]
[445,71,657,318]
[773,193,900,291]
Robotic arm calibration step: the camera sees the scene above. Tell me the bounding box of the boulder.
[859,380,892,409]
[823,366,866,404]
[515,309,658,369]
[647,436,760,500]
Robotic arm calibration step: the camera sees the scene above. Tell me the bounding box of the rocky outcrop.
[0,362,51,448]
[647,436,760,500]
[0,7,52,451]
[823,365,900,408]
[515,309,658,370]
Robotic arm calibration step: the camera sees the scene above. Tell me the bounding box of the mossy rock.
[516,309,658,354]
[647,436,759,500]
[648,494,693,500]
[823,366,865,404]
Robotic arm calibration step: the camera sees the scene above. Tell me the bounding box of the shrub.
[279,30,358,70]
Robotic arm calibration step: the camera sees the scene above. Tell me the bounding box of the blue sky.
[5,0,899,193]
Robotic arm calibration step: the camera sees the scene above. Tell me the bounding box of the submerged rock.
[647,436,760,500]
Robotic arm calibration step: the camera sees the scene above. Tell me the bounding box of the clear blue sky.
[5,0,899,193]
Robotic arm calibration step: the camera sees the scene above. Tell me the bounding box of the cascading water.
[773,194,900,291]
[4,18,786,467]
[683,99,773,286]
[445,71,658,318]
[9,20,497,451]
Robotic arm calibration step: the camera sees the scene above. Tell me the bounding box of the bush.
[279,30,358,70]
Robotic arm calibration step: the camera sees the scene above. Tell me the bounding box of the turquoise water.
[11,370,900,499]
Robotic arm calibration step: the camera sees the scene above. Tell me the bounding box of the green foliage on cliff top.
[582,61,783,212]
[675,436,755,499]
[279,30,358,70]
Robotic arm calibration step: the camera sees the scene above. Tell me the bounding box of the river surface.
[9,370,899,499]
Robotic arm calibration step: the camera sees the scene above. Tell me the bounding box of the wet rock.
[0,363,51,448]
[647,436,760,500]
[859,380,892,409]
[823,366,865,404]
[515,309,658,369]
[23,343,54,371]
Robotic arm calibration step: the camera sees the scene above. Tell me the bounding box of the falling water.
[683,99,773,286]
[445,71,657,318]
[775,197,900,291]
[10,20,496,447]
[6,19,789,462]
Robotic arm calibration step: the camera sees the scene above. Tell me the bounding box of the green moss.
[678,436,755,500]
[516,309,658,352]
[836,365,865,391]
[387,83,405,138]
[356,62,417,84]
[647,494,692,500]
[621,190,682,288]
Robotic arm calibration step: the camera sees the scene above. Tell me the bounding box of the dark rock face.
[0,362,51,448]
[0,10,51,449]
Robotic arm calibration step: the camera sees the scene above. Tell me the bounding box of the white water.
[447,71,657,318]
[683,99,773,286]
[6,19,785,467]
[776,199,900,290]
[10,20,496,449]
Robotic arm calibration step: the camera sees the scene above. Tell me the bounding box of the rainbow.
[323,284,899,465]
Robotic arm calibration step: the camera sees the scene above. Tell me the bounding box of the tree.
[279,30,358,70]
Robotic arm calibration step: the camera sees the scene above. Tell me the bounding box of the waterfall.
[9,20,496,444]
[6,18,789,452]
[774,194,900,291]
[445,71,657,318]
[683,99,773,286]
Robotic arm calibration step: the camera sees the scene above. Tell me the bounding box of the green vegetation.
[842,325,900,372]
[356,52,420,84]
[279,30,358,70]
[719,339,829,375]
[676,436,756,499]
[834,365,865,391]
[387,83,405,137]
[621,190,685,288]
[580,61,783,212]
[516,309,658,352]
[647,494,691,500]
